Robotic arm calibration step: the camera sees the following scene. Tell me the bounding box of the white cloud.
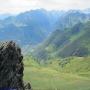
[37,0,90,10]
[0,0,38,14]
[0,0,90,14]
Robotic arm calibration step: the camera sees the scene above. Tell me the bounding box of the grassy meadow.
[23,56,90,90]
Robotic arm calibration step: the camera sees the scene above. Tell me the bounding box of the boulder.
[0,41,31,90]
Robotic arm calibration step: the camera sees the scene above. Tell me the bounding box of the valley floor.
[24,66,90,90]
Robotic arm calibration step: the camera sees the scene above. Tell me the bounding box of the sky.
[0,0,90,14]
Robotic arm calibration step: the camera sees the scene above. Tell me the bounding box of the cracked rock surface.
[0,41,31,90]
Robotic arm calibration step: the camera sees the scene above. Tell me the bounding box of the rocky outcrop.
[0,41,31,90]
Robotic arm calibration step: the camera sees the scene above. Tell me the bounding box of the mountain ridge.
[32,21,90,60]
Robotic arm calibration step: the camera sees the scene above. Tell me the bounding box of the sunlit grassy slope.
[23,56,90,90]
[32,21,90,60]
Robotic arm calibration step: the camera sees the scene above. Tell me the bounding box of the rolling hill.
[23,55,90,90]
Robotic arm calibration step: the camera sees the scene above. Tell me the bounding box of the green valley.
[0,8,90,90]
[23,56,90,90]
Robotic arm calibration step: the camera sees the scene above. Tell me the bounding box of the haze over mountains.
[33,21,90,59]
[0,9,90,47]
[0,0,90,89]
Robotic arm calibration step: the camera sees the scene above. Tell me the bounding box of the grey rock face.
[0,41,31,90]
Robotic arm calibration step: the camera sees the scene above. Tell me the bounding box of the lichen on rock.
[0,41,31,90]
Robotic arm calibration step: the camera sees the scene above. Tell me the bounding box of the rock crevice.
[0,41,31,90]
